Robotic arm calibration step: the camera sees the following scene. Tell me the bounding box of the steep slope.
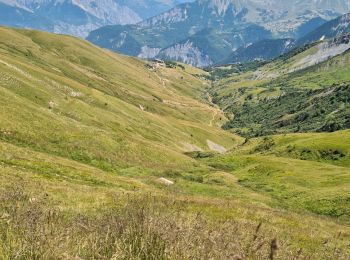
[210,34,350,137]
[87,1,272,67]
[1,132,350,258]
[0,27,240,172]
[0,2,54,31]
[87,0,350,66]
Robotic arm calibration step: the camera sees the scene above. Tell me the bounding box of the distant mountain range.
[1,0,350,66]
[225,13,350,64]
[0,0,190,37]
[297,13,350,45]
[87,0,350,67]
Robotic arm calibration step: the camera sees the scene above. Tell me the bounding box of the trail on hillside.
[209,110,218,127]
[153,70,195,107]
[154,69,223,127]
[154,71,167,88]
[207,93,223,127]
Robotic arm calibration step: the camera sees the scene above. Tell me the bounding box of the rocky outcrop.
[158,41,212,67]
[293,33,350,71]
[138,46,162,59]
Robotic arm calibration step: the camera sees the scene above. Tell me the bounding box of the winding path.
[207,93,223,127]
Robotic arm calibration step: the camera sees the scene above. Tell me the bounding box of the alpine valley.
[0,1,350,259]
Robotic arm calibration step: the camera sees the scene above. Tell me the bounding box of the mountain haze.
[222,12,350,64]
[117,0,195,20]
[298,13,350,45]
[0,0,190,37]
[88,0,350,66]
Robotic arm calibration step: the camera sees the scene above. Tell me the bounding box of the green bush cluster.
[223,85,350,137]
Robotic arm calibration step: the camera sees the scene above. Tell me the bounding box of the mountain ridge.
[0,0,191,37]
[218,12,350,65]
[87,0,350,66]
[298,13,350,45]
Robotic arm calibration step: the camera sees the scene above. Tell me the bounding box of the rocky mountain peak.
[0,0,191,37]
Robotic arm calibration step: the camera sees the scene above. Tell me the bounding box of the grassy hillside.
[0,27,349,258]
[210,36,350,137]
[238,130,350,167]
[202,130,350,219]
[1,137,350,259]
[0,27,240,172]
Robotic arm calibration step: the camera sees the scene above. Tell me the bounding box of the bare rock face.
[139,5,188,28]
[158,41,213,67]
[138,46,162,59]
[293,33,350,72]
[207,140,226,153]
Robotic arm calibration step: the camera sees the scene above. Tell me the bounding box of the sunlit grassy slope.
[0,27,349,258]
[2,136,350,258]
[0,27,240,172]
[203,130,350,220]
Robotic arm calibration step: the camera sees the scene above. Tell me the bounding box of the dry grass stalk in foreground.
[0,186,346,259]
